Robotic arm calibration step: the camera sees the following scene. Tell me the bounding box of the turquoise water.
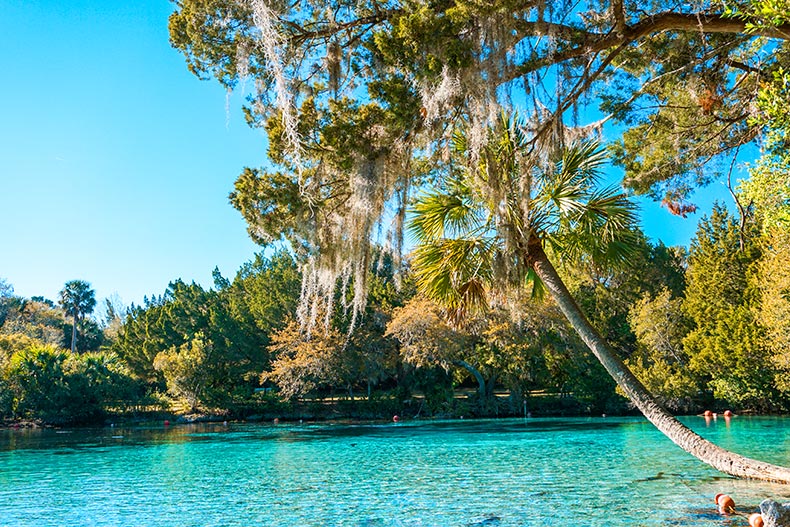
[2,417,790,526]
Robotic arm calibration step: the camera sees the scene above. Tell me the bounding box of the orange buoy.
[703,410,713,417]
[715,493,735,514]
[273,418,280,425]
[723,410,733,417]
[749,512,764,527]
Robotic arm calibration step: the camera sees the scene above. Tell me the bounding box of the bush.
[6,345,140,424]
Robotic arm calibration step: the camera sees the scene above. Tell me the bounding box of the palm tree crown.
[410,113,638,317]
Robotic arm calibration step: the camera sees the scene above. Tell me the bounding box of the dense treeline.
[2,196,788,424]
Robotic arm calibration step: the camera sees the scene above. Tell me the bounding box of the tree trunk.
[529,240,790,483]
[71,312,78,354]
[454,360,486,399]
[485,373,497,398]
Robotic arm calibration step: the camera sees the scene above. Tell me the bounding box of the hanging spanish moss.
[246,0,301,159]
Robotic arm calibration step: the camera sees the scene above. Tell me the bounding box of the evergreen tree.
[683,205,778,410]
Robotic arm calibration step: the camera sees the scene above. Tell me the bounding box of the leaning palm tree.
[410,113,790,482]
[58,280,97,354]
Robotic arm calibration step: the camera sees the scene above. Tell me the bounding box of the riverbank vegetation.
[1,191,788,425]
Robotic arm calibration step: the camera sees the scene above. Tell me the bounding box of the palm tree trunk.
[71,312,78,354]
[529,240,790,483]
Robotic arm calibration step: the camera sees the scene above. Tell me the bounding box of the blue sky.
[1,1,264,306]
[0,0,734,308]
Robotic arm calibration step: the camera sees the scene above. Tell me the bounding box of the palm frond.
[556,139,607,187]
[451,128,468,155]
[573,186,639,241]
[409,184,483,242]
[412,237,495,315]
[525,267,547,302]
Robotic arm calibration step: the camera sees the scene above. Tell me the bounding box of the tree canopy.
[171,0,790,323]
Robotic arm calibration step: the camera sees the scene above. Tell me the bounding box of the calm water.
[1,416,790,526]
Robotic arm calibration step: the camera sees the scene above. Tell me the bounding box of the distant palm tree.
[59,280,96,353]
[410,113,790,482]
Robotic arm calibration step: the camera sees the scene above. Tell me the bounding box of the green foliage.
[681,205,780,409]
[6,345,68,420]
[113,252,301,409]
[227,251,300,338]
[0,299,66,347]
[684,205,760,316]
[627,355,701,412]
[230,168,313,248]
[725,0,790,32]
[0,333,42,370]
[5,344,137,424]
[154,335,214,411]
[566,235,687,355]
[755,227,790,396]
[686,304,775,409]
[168,0,254,88]
[626,289,700,411]
[608,31,757,201]
[371,5,474,78]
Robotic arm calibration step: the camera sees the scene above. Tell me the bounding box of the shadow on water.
[286,416,638,441]
[0,422,248,452]
[0,416,683,452]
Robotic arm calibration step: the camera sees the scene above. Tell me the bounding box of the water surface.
[2,416,789,526]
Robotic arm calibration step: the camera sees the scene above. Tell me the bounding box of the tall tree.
[739,120,790,401]
[682,206,777,410]
[58,280,97,354]
[170,0,790,205]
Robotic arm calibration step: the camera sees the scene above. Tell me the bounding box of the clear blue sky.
[0,0,734,308]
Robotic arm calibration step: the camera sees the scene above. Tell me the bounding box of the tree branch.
[507,12,789,83]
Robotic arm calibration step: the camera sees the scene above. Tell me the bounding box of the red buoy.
[703,410,713,417]
[393,415,400,423]
[723,410,733,417]
[164,420,170,426]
